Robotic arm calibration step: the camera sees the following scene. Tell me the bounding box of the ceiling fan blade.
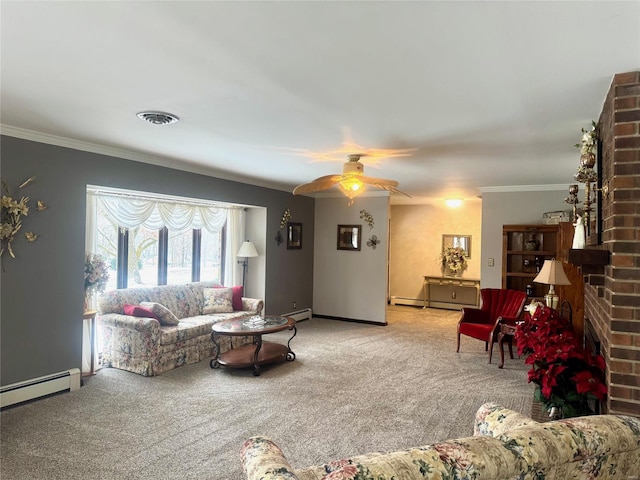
[360,175,412,197]
[359,175,399,188]
[293,175,342,195]
[377,184,412,198]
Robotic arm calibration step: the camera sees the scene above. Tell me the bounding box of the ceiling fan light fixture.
[338,178,365,199]
[136,111,179,125]
[292,152,410,204]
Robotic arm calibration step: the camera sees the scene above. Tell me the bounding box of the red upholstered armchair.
[457,288,527,363]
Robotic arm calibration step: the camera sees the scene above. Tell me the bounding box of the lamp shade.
[237,241,258,258]
[533,259,571,286]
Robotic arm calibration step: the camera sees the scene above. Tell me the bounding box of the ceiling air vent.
[136,111,179,125]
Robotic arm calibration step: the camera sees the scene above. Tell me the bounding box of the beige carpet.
[0,306,533,479]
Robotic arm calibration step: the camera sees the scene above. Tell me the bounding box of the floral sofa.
[97,281,263,376]
[241,402,640,480]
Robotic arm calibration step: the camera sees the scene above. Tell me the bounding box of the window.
[91,189,234,289]
[200,228,224,282]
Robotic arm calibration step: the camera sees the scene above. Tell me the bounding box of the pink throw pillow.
[214,285,243,311]
[123,303,158,319]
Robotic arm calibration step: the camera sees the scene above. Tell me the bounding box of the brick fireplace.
[579,71,640,416]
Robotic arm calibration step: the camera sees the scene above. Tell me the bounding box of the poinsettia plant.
[515,304,607,418]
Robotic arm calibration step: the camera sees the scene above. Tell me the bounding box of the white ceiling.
[1,1,639,204]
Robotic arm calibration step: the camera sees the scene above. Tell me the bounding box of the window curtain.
[95,194,228,233]
[224,208,245,287]
[83,191,98,374]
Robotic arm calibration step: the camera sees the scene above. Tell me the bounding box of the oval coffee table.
[210,316,296,376]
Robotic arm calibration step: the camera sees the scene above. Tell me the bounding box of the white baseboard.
[390,296,424,307]
[282,308,312,322]
[0,368,81,408]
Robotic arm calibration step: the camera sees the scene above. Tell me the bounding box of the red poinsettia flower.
[542,334,583,363]
[572,370,607,400]
[514,305,608,417]
[540,363,568,398]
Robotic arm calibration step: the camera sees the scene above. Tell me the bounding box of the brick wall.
[584,71,640,415]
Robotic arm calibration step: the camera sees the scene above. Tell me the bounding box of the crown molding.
[0,124,292,193]
[478,184,573,193]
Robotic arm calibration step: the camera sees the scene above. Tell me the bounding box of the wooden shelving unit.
[502,223,584,339]
[502,225,559,298]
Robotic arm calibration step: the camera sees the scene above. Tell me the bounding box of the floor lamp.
[237,241,258,291]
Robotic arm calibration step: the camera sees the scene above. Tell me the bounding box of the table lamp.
[533,259,571,309]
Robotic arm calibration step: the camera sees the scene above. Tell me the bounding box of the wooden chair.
[456,288,527,363]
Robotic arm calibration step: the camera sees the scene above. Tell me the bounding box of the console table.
[423,276,480,310]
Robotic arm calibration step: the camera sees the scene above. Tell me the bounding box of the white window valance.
[93,192,231,233]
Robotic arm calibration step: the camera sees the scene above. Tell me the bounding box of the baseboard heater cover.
[0,368,81,408]
[282,308,312,322]
[390,296,423,307]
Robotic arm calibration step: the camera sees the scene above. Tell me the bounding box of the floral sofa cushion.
[241,402,640,480]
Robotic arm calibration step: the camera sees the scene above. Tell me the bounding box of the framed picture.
[442,234,471,258]
[337,225,361,251]
[287,222,302,249]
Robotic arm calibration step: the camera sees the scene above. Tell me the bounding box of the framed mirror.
[337,225,361,251]
[442,234,471,258]
[287,222,302,249]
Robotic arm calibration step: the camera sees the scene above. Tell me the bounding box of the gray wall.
[1,136,314,386]
[313,195,389,324]
[480,188,572,289]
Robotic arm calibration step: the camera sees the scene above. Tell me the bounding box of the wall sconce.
[445,199,463,208]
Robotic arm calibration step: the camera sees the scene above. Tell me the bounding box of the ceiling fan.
[293,154,410,204]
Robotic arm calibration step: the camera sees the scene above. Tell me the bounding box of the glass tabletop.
[212,315,292,334]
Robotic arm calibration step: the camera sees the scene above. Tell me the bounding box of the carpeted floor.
[0,306,533,479]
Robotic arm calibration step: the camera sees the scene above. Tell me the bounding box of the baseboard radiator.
[389,296,424,307]
[0,368,81,408]
[282,308,312,322]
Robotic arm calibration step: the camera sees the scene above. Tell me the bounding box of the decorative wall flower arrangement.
[276,208,292,246]
[280,209,291,230]
[1,176,47,261]
[366,235,380,249]
[515,305,607,418]
[359,209,375,230]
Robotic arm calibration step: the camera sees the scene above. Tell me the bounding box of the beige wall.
[389,201,482,302]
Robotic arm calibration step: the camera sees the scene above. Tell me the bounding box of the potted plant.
[440,246,467,277]
[515,305,607,418]
[84,252,110,309]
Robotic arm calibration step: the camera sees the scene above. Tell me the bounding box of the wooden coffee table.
[210,316,296,376]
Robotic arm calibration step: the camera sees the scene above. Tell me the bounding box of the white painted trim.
[281,308,313,322]
[390,296,424,307]
[479,184,574,193]
[0,124,291,193]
